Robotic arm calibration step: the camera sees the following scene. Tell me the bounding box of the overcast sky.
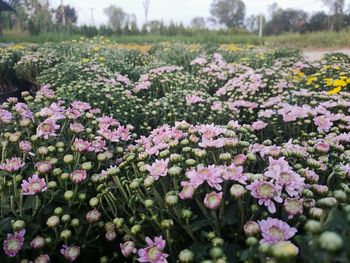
[50,0,349,26]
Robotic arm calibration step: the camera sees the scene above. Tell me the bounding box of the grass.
[1,29,350,49]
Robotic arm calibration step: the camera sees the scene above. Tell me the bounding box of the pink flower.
[117,126,131,141]
[284,198,303,219]
[73,138,91,152]
[30,235,45,249]
[252,120,268,131]
[314,115,333,133]
[0,157,25,173]
[186,165,223,190]
[60,245,80,261]
[246,180,283,213]
[71,100,91,111]
[86,209,101,223]
[204,191,223,210]
[3,229,25,257]
[185,94,204,105]
[179,181,195,200]
[137,236,168,263]
[233,154,246,166]
[36,119,60,139]
[15,103,33,119]
[120,241,137,257]
[70,123,85,133]
[70,170,87,184]
[314,141,330,153]
[0,109,13,123]
[146,159,169,180]
[65,108,81,119]
[90,138,107,153]
[258,218,297,244]
[222,164,247,184]
[21,174,47,195]
[19,140,32,152]
[35,161,52,174]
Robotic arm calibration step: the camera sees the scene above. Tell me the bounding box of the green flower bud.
[258,243,271,254]
[71,218,80,227]
[144,199,154,208]
[82,162,93,170]
[209,247,223,259]
[63,154,74,163]
[165,195,178,206]
[130,180,140,189]
[79,193,86,201]
[230,184,246,199]
[64,190,74,201]
[60,229,72,240]
[46,215,60,228]
[304,220,322,234]
[161,219,174,229]
[48,181,57,189]
[144,176,154,187]
[100,256,109,263]
[61,214,71,223]
[168,166,182,177]
[246,237,258,246]
[181,209,192,219]
[178,249,194,263]
[54,207,63,215]
[333,190,347,202]
[131,225,141,235]
[246,153,256,162]
[319,231,343,252]
[52,168,62,176]
[89,197,99,207]
[212,237,224,247]
[219,153,231,162]
[272,242,299,259]
[185,159,196,167]
[317,197,338,208]
[97,153,107,161]
[12,220,26,231]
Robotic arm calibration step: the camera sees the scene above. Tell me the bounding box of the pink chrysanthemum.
[246,180,283,213]
[19,140,32,152]
[21,174,47,195]
[70,123,85,133]
[179,181,195,200]
[258,217,297,244]
[137,236,168,263]
[222,164,247,184]
[36,119,60,139]
[3,229,25,257]
[60,245,80,261]
[186,165,223,190]
[204,191,223,210]
[120,241,137,257]
[0,108,13,123]
[252,120,268,130]
[146,159,169,180]
[35,161,53,174]
[70,170,87,184]
[0,157,25,173]
[73,138,92,152]
[71,100,91,111]
[314,115,333,133]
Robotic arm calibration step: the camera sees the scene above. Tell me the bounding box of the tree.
[210,0,246,27]
[321,0,345,31]
[104,5,128,31]
[245,14,259,32]
[308,11,328,31]
[54,5,77,26]
[191,16,206,28]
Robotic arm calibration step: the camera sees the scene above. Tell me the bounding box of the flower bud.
[161,219,174,229]
[144,176,154,187]
[82,162,92,170]
[212,237,224,247]
[319,231,343,252]
[105,231,117,241]
[246,237,258,246]
[86,209,101,223]
[97,153,107,161]
[178,249,194,263]
[333,190,347,202]
[219,153,231,162]
[168,166,182,177]
[113,218,124,229]
[131,225,141,235]
[181,209,192,219]
[272,242,299,259]
[165,194,178,206]
[230,184,246,199]
[243,221,260,236]
[30,236,45,249]
[64,190,74,201]
[54,207,63,215]
[63,154,74,164]
[46,215,60,228]
[185,159,196,167]
[144,199,154,208]
[209,247,223,259]
[12,220,26,231]
[71,218,80,227]
[309,207,324,219]
[60,229,72,240]
[304,220,322,234]
[61,214,71,223]
[317,197,338,208]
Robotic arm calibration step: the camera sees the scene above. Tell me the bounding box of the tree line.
[1,0,350,37]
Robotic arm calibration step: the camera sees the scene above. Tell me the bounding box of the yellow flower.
[81,58,90,63]
[328,86,342,95]
[333,79,347,87]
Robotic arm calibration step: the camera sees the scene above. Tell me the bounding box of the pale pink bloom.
[70,123,85,133]
[137,236,168,263]
[197,124,226,139]
[252,120,268,131]
[186,165,223,190]
[73,139,91,152]
[233,154,246,166]
[204,191,223,210]
[185,94,204,105]
[15,102,33,119]
[117,126,131,141]
[70,170,87,184]
[258,218,297,244]
[35,161,52,174]
[65,108,81,119]
[21,174,47,195]
[222,164,247,184]
[71,101,91,111]
[211,101,223,111]
[33,254,50,263]
[314,141,330,153]
[199,138,225,148]
[116,74,130,85]
[19,140,32,152]
[0,109,13,123]
[146,159,169,180]
[60,245,80,261]
[179,181,195,200]
[86,209,101,223]
[284,198,303,219]
[190,57,207,65]
[90,138,107,153]
[3,230,25,257]
[36,119,60,139]
[30,235,45,249]
[227,120,241,130]
[246,180,283,213]
[0,157,25,173]
[314,115,333,133]
[120,241,137,257]
[98,116,119,129]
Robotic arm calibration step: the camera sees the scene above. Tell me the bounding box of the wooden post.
[259,14,263,38]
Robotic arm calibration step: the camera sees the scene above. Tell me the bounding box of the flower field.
[1,39,350,263]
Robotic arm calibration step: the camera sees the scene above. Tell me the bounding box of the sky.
[50,0,349,27]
